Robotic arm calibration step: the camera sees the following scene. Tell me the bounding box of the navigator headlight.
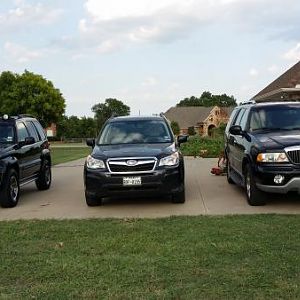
[256,152,289,163]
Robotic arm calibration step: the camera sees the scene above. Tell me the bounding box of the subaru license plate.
[123,177,142,186]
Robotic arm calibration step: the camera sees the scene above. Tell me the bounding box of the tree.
[92,98,130,130]
[56,116,97,140]
[171,121,180,135]
[176,91,237,107]
[0,70,65,127]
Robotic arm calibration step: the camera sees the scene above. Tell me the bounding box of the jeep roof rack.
[17,114,36,118]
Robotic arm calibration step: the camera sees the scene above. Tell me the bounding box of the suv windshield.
[250,105,300,132]
[98,120,173,145]
[0,123,15,145]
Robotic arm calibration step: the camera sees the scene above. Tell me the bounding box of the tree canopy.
[56,116,97,139]
[0,70,65,127]
[176,91,237,107]
[92,98,130,129]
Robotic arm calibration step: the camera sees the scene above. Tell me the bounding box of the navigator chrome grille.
[285,146,300,164]
[107,157,157,174]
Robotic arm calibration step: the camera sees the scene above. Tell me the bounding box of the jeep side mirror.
[86,138,95,148]
[229,125,243,136]
[24,136,35,145]
[177,135,188,145]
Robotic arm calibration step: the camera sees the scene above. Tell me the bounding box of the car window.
[0,123,15,144]
[233,108,246,126]
[25,121,39,142]
[98,120,172,145]
[225,108,240,132]
[239,109,250,130]
[32,120,46,140]
[17,122,30,142]
[250,105,300,131]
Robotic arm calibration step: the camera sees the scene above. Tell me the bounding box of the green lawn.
[0,215,299,299]
[51,147,91,165]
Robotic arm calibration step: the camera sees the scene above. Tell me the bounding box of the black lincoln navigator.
[225,101,300,206]
[84,115,187,206]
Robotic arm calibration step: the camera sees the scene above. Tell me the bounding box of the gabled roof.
[253,61,300,100]
[165,106,216,128]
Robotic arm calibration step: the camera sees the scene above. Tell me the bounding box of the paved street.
[0,158,299,220]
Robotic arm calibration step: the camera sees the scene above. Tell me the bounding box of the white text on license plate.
[123,177,142,186]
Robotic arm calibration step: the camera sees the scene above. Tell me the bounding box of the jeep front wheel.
[0,169,20,208]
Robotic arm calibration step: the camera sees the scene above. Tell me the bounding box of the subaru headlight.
[86,155,106,169]
[256,152,289,163]
[159,152,179,166]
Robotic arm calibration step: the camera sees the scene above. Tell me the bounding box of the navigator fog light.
[274,175,284,184]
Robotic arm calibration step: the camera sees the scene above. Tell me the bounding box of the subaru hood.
[91,143,176,160]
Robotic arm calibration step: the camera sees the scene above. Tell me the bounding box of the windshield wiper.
[254,127,290,132]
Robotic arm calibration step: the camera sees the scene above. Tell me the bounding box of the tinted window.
[0,123,15,144]
[17,122,29,142]
[233,108,246,126]
[239,109,250,130]
[226,108,240,132]
[33,120,46,140]
[25,121,39,142]
[99,120,172,145]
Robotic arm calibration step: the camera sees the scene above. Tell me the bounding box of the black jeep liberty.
[225,101,300,206]
[0,115,51,208]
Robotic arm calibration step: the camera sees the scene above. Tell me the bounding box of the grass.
[0,215,299,299]
[51,147,91,165]
[181,136,224,157]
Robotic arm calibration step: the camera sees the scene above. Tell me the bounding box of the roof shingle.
[253,61,300,99]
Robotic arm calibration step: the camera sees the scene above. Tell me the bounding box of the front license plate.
[123,176,142,186]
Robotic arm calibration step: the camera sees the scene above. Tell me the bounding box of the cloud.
[267,65,279,73]
[4,42,45,63]
[249,68,259,77]
[283,43,300,61]
[0,1,63,33]
[142,77,158,87]
[59,0,300,55]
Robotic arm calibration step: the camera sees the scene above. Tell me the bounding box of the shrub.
[180,136,224,157]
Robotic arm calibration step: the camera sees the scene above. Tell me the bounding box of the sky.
[1,0,300,117]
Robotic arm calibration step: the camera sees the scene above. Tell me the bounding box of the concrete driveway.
[0,158,299,220]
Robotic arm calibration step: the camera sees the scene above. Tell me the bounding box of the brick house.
[164,106,234,136]
[253,61,300,102]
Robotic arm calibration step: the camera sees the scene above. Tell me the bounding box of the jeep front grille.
[285,146,300,164]
[107,157,157,174]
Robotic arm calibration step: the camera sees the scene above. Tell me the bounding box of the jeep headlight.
[256,152,289,163]
[159,152,179,166]
[86,155,106,169]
